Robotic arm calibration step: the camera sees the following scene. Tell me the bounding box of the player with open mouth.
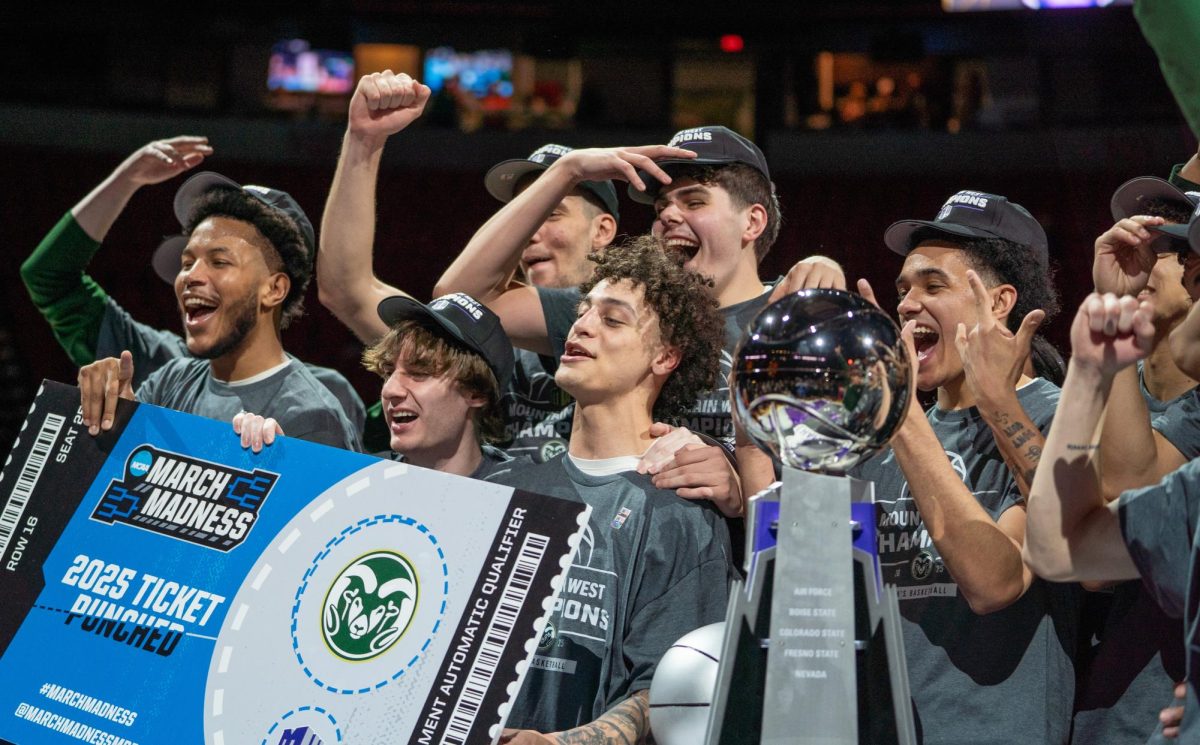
[851,190,1074,744]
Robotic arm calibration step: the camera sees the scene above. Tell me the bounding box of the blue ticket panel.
[0,382,587,745]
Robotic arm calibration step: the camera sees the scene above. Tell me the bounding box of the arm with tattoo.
[978,401,1045,499]
[551,690,651,745]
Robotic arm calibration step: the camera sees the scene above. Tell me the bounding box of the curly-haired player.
[574,235,722,424]
[486,234,735,744]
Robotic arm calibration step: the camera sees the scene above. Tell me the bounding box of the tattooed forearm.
[983,408,1046,499]
[552,690,649,745]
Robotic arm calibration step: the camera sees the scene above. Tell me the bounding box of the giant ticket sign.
[0,382,588,745]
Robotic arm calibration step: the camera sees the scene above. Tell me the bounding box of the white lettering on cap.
[433,293,484,321]
[1188,192,1200,217]
[243,185,272,196]
[668,128,714,147]
[941,191,990,213]
[530,144,572,164]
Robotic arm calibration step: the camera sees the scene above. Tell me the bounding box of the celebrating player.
[20,137,366,433]
[76,171,360,451]
[850,191,1076,744]
[1022,288,1200,742]
[487,235,736,743]
[1071,176,1197,744]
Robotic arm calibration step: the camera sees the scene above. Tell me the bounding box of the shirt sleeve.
[1152,389,1200,459]
[1118,459,1200,619]
[537,287,582,360]
[20,212,109,367]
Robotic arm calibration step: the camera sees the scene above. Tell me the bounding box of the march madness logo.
[321,551,419,661]
[90,445,278,551]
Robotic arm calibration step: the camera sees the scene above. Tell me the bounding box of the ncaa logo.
[127,449,153,478]
[911,550,935,581]
[322,551,418,661]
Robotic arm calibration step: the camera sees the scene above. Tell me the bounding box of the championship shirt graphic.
[0,381,589,745]
[875,449,964,599]
[90,445,278,551]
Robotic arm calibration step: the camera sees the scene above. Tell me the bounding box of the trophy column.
[762,468,864,744]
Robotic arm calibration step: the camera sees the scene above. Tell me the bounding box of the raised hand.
[1069,292,1155,379]
[78,351,135,435]
[348,71,431,140]
[954,270,1044,405]
[114,136,212,187]
[555,145,696,193]
[1092,216,1166,296]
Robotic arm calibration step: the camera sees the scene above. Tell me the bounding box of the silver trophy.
[732,288,912,473]
[705,288,915,745]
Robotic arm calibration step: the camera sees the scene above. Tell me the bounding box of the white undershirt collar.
[219,358,291,387]
[568,453,642,477]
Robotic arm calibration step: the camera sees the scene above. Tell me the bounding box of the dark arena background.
[0,0,1191,459]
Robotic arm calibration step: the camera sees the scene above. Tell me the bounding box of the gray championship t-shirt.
[539,285,772,448]
[1070,366,1192,745]
[98,296,367,436]
[137,357,361,452]
[486,455,735,732]
[1119,458,1200,743]
[852,378,1080,745]
[499,347,575,464]
[1151,387,1200,460]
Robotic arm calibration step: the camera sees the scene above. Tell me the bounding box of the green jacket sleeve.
[19,212,107,367]
[1169,163,1200,193]
[1136,0,1200,139]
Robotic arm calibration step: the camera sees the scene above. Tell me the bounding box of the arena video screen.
[423,47,513,99]
[268,39,355,94]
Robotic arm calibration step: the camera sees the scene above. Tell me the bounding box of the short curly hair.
[667,163,781,263]
[362,319,505,444]
[578,234,723,423]
[185,188,312,328]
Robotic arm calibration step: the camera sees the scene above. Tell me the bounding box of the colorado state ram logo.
[321,551,418,661]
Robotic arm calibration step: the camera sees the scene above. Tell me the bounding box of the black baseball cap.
[884,190,1049,270]
[151,171,316,284]
[628,125,771,205]
[1110,176,1195,222]
[377,293,516,390]
[484,144,620,219]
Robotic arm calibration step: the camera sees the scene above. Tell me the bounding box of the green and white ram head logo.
[322,550,418,661]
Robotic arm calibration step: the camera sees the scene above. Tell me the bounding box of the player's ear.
[262,272,290,310]
[742,203,767,245]
[652,343,681,376]
[591,213,617,249]
[991,283,1017,323]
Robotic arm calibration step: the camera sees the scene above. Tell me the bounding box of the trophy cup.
[706,289,916,745]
